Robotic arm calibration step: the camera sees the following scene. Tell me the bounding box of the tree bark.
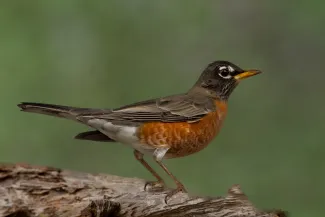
[0,163,287,217]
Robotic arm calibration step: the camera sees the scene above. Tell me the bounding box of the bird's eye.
[218,66,232,79]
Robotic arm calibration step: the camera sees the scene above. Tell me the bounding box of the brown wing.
[78,94,217,124]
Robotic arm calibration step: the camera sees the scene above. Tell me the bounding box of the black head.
[190,61,261,100]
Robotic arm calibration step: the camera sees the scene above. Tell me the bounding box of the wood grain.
[0,163,287,217]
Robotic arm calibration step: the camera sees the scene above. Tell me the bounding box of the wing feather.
[78,94,216,124]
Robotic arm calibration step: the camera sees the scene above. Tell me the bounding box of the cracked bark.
[0,163,287,217]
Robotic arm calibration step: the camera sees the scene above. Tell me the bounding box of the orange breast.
[138,100,228,158]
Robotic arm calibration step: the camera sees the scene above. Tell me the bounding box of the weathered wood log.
[0,163,287,217]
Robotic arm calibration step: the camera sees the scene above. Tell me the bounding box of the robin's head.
[191,61,261,100]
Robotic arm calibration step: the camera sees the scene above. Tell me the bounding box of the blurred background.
[1,1,324,216]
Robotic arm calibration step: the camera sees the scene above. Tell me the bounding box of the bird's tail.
[17,102,84,120]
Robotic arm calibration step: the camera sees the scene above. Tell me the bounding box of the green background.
[1,1,324,216]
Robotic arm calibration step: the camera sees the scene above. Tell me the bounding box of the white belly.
[86,119,155,154]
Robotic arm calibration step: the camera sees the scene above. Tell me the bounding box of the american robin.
[17,60,261,202]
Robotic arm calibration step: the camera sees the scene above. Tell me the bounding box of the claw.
[164,185,187,203]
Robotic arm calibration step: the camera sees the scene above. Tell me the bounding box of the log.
[0,163,287,217]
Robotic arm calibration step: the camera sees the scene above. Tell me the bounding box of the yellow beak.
[234,70,261,80]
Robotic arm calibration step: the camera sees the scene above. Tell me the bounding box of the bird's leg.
[153,148,187,203]
[133,150,165,191]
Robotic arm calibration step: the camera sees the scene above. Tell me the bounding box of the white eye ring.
[218,66,232,79]
[227,66,235,72]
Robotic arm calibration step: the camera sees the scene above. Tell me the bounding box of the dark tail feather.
[75,130,115,142]
[17,102,81,120]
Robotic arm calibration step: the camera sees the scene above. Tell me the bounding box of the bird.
[17,60,261,202]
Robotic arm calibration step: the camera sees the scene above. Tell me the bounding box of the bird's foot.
[164,184,187,203]
[144,180,165,192]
